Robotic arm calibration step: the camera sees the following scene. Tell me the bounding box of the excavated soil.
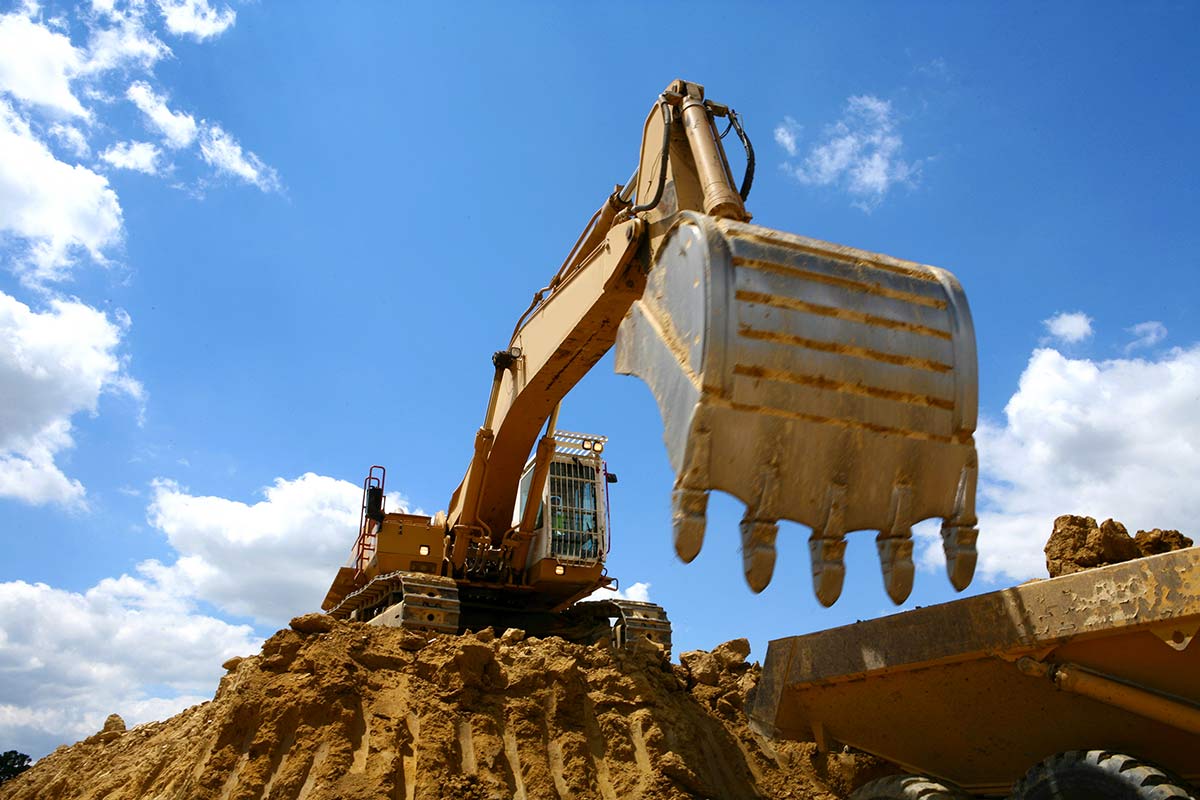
[1045,515,1194,577]
[0,616,888,800]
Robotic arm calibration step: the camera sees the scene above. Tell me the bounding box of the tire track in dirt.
[0,619,890,800]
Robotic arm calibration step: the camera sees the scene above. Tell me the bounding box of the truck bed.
[748,548,1200,795]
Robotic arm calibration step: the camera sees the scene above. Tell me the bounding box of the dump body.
[748,548,1200,795]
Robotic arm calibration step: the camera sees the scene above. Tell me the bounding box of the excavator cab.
[515,431,610,571]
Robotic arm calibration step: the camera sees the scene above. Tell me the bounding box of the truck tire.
[1011,751,1197,800]
[851,775,973,800]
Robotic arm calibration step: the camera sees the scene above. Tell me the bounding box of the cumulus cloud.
[773,116,799,158]
[0,290,141,507]
[779,95,918,211]
[1125,320,1167,352]
[124,85,280,191]
[100,139,162,174]
[1042,310,1093,344]
[918,338,1200,582]
[156,0,236,40]
[0,6,273,283]
[0,99,124,282]
[3,468,416,758]
[198,124,281,192]
[48,122,90,158]
[126,80,198,149]
[0,7,88,117]
[146,474,410,625]
[0,569,259,759]
[586,581,651,603]
[82,2,169,74]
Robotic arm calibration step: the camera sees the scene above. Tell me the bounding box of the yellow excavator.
[321,79,980,653]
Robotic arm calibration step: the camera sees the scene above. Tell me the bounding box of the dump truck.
[749,546,1200,798]
[320,78,982,648]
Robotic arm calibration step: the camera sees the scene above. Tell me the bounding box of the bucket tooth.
[877,537,915,605]
[671,426,712,563]
[941,457,979,591]
[941,523,978,591]
[740,516,779,593]
[739,461,781,592]
[809,484,848,607]
[877,485,915,604]
[809,537,847,607]
[672,486,709,563]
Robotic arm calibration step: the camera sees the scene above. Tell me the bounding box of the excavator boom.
[327,79,981,630]
[441,79,979,606]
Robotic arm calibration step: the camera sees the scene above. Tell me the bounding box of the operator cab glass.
[547,460,600,560]
[515,431,609,567]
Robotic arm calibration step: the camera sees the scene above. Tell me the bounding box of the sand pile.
[1045,515,1193,577]
[0,615,885,800]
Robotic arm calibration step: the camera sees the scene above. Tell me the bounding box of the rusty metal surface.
[748,548,1200,791]
[615,212,979,605]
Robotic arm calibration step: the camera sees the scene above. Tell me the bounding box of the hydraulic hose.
[728,109,755,201]
[629,98,673,214]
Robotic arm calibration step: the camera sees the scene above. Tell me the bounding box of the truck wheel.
[1011,751,1197,800]
[851,775,973,800]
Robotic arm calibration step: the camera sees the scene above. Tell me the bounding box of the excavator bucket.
[615,212,978,606]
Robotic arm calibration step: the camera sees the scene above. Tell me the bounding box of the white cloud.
[156,0,235,41]
[915,57,950,80]
[126,81,197,149]
[0,468,420,758]
[1125,320,1167,352]
[48,122,90,158]
[0,570,258,759]
[125,87,281,191]
[773,116,799,157]
[781,95,917,211]
[101,140,162,174]
[83,4,170,74]
[198,124,281,192]
[1043,311,1093,344]
[0,99,124,282]
[0,290,141,507]
[919,341,1200,582]
[146,473,408,625]
[585,580,651,603]
[0,7,88,118]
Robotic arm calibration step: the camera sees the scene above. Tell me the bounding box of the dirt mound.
[0,617,886,800]
[1045,515,1193,577]
[1134,527,1194,556]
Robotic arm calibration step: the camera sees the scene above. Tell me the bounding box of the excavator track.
[611,599,673,656]
[328,571,461,635]
[567,599,673,657]
[328,571,672,656]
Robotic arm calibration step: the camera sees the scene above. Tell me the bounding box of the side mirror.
[605,472,618,484]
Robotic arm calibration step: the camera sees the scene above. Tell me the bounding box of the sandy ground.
[0,616,889,800]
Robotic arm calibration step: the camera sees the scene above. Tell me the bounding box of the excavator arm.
[445,79,980,606]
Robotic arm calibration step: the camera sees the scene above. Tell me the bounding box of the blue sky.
[2,0,1198,758]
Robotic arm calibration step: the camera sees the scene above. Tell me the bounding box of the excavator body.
[321,79,979,651]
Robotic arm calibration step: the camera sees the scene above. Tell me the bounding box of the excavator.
[321,79,980,654]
